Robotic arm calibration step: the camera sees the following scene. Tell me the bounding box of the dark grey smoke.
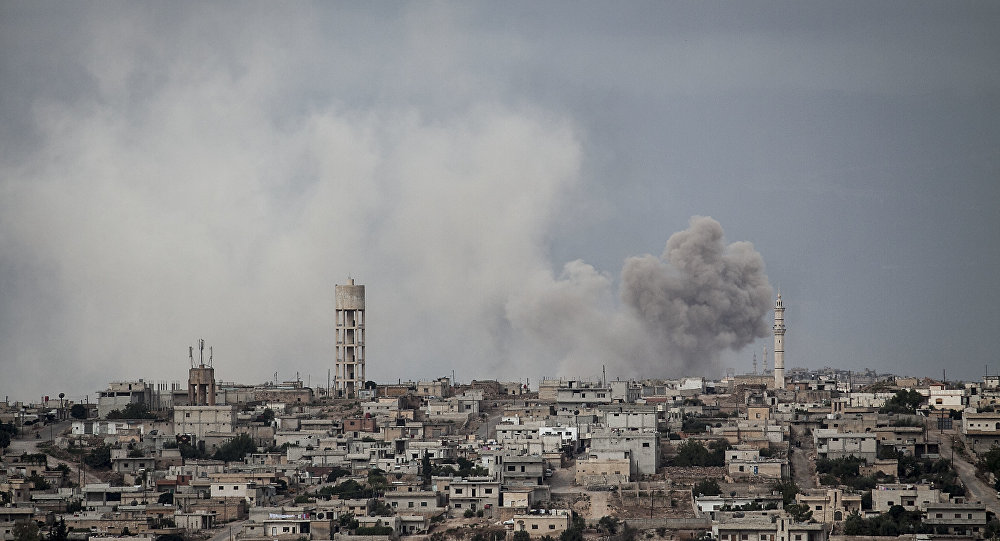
[621,216,773,374]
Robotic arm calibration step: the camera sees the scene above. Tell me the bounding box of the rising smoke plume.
[620,215,774,374]
[506,215,773,379]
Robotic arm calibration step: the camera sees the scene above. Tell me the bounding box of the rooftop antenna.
[189,346,194,369]
[753,352,758,375]
[209,346,214,367]
[198,338,205,366]
[763,345,769,374]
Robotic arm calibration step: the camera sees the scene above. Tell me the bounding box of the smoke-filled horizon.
[2,3,998,402]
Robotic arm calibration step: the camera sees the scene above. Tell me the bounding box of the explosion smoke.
[620,215,774,374]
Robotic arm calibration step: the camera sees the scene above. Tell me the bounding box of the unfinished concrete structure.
[188,339,216,406]
[335,278,366,398]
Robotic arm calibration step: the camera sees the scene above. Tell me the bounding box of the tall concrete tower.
[335,278,366,398]
[773,293,786,389]
[188,339,216,406]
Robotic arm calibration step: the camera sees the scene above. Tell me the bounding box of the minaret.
[335,278,366,398]
[773,293,786,389]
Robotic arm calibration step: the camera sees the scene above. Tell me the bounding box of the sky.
[1,2,998,403]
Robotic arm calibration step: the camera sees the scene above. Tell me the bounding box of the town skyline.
[2,3,998,402]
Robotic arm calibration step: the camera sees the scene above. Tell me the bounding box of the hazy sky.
[2,2,998,403]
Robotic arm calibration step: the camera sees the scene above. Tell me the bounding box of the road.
[5,420,103,485]
[208,520,248,541]
[789,425,817,489]
[936,429,1000,516]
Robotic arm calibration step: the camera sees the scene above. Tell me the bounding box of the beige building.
[511,510,571,538]
[575,456,630,485]
[795,489,862,522]
[173,405,236,441]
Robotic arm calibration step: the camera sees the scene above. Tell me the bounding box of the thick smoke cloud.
[505,216,774,379]
[620,216,774,374]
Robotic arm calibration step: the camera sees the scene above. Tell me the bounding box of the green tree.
[26,474,50,490]
[693,479,722,496]
[513,531,531,541]
[421,452,432,486]
[880,390,924,414]
[158,492,174,505]
[326,467,351,483]
[106,403,156,420]
[673,439,726,467]
[69,404,88,420]
[212,433,256,462]
[771,481,799,506]
[84,445,112,469]
[12,520,40,541]
[255,408,275,424]
[598,516,619,534]
[0,431,10,454]
[48,518,68,541]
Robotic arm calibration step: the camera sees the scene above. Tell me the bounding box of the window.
[420,502,427,507]
[795,535,802,541]
[815,506,822,511]
[549,525,556,529]
[936,514,943,518]
[455,488,463,494]
[642,442,650,448]
[408,502,414,508]
[531,525,538,530]
[485,488,493,494]
[742,535,748,540]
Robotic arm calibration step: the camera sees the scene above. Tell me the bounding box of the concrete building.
[96,380,153,418]
[923,502,988,536]
[334,278,366,398]
[962,409,1000,453]
[590,427,659,476]
[511,510,571,538]
[173,405,236,441]
[773,293,786,390]
[812,429,877,461]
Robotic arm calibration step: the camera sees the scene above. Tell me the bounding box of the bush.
[693,479,721,496]
[464,509,475,518]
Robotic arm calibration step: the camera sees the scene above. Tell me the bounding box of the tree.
[673,439,726,466]
[0,430,10,454]
[84,445,112,469]
[70,404,87,420]
[513,532,531,541]
[771,481,799,507]
[48,518,68,541]
[255,408,275,424]
[12,520,40,541]
[598,516,619,534]
[880,390,924,414]
[158,492,174,505]
[327,467,351,483]
[212,433,256,462]
[693,479,722,496]
[421,452,432,486]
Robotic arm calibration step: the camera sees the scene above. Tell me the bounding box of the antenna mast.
[209,346,213,367]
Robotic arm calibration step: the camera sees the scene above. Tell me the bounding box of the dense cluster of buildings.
[1,285,997,541]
